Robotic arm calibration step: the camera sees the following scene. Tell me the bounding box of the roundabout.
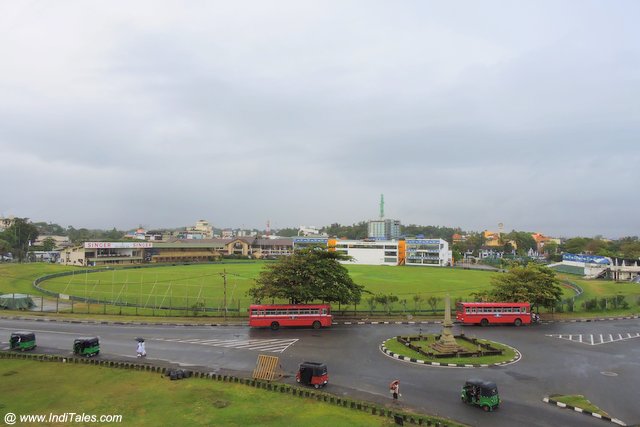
[380,334,522,368]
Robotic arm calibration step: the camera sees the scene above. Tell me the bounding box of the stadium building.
[292,237,452,267]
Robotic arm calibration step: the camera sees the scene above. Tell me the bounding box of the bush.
[566,298,575,312]
[611,295,629,309]
[598,298,608,311]
[582,298,598,311]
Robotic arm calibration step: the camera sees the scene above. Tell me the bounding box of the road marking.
[546,332,640,346]
[151,337,299,353]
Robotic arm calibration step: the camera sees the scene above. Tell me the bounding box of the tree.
[41,237,56,251]
[0,218,39,262]
[562,237,589,254]
[374,293,398,314]
[504,231,537,255]
[542,241,558,257]
[426,296,440,314]
[248,247,364,305]
[488,264,562,312]
[0,239,11,256]
[412,294,424,314]
[275,228,299,237]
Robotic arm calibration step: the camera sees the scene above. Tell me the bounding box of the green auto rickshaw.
[73,337,100,357]
[10,331,36,351]
[461,379,500,411]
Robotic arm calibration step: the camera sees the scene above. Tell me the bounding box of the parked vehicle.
[296,362,328,389]
[73,337,100,357]
[461,379,500,411]
[10,331,36,351]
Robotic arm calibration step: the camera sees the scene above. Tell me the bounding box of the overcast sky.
[1,1,638,238]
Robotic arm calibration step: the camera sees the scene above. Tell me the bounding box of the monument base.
[430,341,466,354]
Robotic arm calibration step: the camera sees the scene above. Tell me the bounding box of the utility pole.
[222,269,227,320]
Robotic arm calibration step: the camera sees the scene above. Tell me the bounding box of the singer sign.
[84,242,153,249]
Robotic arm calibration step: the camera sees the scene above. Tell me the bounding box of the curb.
[340,320,442,325]
[2,314,638,328]
[543,315,639,323]
[379,340,521,368]
[0,315,246,327]
[542,397,626,426]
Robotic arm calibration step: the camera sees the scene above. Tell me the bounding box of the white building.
[405,239,452,267]
[334,240,400,266]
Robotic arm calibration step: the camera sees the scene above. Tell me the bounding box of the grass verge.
[550,394,609,417]
[383,336,517,365]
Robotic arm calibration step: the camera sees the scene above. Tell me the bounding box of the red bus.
[456,302,531,326]
[248,304,332,330]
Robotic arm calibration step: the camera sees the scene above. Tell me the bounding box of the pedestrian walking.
[136,337,146,358]
[389,379,400,401]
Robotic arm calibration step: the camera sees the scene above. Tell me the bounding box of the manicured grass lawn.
[383,336,517,365]
[0,263,74,294]
[0,359,397,427]
[3,262,639,317]
[556,274,640,316]
[34,262,497,313]
[551,394,608,417]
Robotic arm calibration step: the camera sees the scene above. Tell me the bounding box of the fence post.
[56,296,59,313]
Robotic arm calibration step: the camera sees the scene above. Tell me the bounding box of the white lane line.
[150,337,299,352]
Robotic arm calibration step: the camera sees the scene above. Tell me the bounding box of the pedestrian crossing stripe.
[150,337,299,353]
[546,332,640,346]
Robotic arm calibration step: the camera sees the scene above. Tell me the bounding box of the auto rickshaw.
[295,362,328,389]
[461,379,500,411]
[9,331,36,351]
[73,337,100,357]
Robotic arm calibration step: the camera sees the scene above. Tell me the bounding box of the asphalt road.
[1,318,639,427]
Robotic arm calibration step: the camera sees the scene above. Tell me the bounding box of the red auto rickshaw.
[296,362,328,389]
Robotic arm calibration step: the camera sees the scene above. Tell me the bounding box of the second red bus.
[456,302,531,326]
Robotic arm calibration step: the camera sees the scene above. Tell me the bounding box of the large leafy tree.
[248,247,364,305]
[488,264,563,312]
[0,218,39,262]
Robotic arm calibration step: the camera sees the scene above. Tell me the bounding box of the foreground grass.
[383,337,517,365]
[0,360,398,427]
[551,394,608,417]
